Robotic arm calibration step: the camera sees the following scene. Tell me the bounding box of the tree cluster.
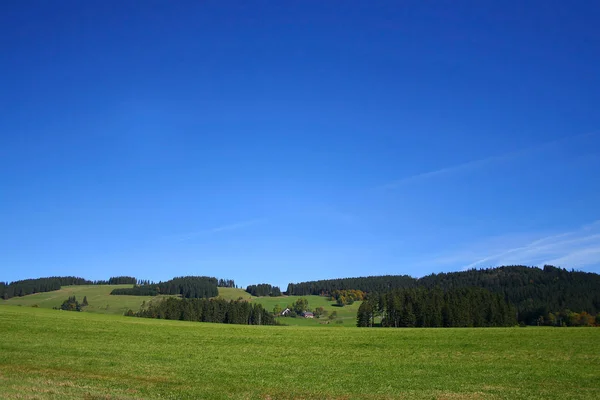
[535,310,600,327]
[110,276,219,298]
[107,276,137,285]
[0,276,92,300]
[131,297,275,325]
[330,289,365,306]
[357,287,517,328]
[276,298,312,318]
[58,296,85,311]
[246,284,282,297]
[218,279,236,288]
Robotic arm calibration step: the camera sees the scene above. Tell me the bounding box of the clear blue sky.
[1,1,599,289]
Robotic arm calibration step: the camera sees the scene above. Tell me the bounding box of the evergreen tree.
[60,296,81,312]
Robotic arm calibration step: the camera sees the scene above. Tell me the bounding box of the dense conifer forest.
[245,283,282,297]
[0,277,92,299]
[288,265,600,324]
[218,279,236,288]
[130,297,275,325]
[357,287,517,327]
[286,275,415,296]
[110,276,219,298]
[107,276,137,285]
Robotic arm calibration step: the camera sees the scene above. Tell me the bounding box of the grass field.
[1,306,599,399]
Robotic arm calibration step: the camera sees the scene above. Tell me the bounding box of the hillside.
[286,265,600,323]
[1,284,353,326]
[2,285,161,315]
[215,287,360,326]
[216,287,254,301]
[2,285,250,315]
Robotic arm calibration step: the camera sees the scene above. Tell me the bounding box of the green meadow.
[252,294,362,326]
[2,284,161,316]
[1,305,599,399]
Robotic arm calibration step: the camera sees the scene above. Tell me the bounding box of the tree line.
[0,276,92,299]
[93,276,138,285]
[357,287,517,328]
[218,279,236,288]
[130,297,275,325]
[535,309,600,327]
[245,283,282,297]
[286,275,415,296]
[110,276,219,298]
[330,289,365,306]
[288,265,600,324]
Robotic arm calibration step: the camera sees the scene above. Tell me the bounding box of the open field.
[1,306,599,399]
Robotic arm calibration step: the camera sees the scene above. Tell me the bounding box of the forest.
[218,279,236,288]
[110,276,219,298]
[286,275,415,296]
[288,265,600,324]
[130,297,275,325]
[357,287,516,327]
[245,283,282,297]
[0,276,92,299]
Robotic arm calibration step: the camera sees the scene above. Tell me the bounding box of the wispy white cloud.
[418,220,600,272]
[380,131,598,190]
[445,220,600,271]
[380,153,511,190]
[171,219,266,242]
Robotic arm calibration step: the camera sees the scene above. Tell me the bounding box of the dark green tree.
[60,296,81,312]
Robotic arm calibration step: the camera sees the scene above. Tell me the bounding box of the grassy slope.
[252,294,362,326]
[2,286,359,326]
[216,287,254,301]
[1,306,599,400]
[2,285,159,315]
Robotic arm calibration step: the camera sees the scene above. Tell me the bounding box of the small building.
[281,308,291,316]
[302,311,314,318]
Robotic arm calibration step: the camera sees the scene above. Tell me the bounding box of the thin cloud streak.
[455,220,600,271]
[171,219,266,242]
[381,131,598,190]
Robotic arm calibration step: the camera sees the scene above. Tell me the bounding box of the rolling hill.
[2,284,359,326]
[2,284,161,316]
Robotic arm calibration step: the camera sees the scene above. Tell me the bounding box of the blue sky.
[1,1,599,289]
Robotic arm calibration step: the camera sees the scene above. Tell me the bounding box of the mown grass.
[1,305,598,399]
